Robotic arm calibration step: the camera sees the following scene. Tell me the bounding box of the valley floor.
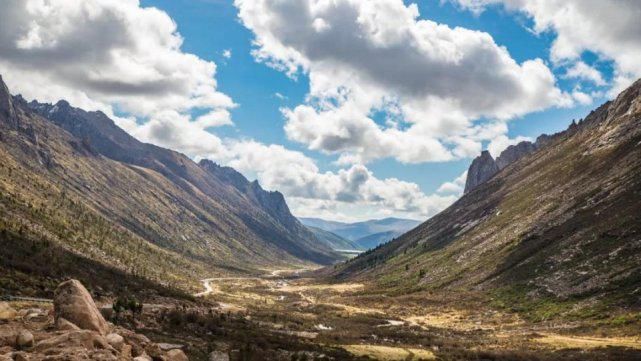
[105,270,641,360]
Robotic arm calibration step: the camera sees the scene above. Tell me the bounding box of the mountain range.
[0,74,339,296]
[333,78,641,314]
[300,217,420,250]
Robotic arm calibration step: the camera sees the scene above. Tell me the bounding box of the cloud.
[235,0,572,164]
[564,61,606,86]
[436,171,468,195]
[223,49,232,59]
[452,0,641,94]
[206,140,459,221]
[487,134,532,158]
[0,0,459,222]
[0,0,235,128]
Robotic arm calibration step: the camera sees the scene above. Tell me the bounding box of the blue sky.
[1,0,635,222]
[141,0,610,204]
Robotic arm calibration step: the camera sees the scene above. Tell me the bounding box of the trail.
[194,277,262,297]
[194,268,313,297]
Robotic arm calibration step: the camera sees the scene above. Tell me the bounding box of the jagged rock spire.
[0,74,17,124]
[464,150,499,194]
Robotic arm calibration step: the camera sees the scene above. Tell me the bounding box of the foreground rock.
[15,330,33,349]
[54,279,110,335]
[1,280,191,360]
[209,350,230,361]
[0,303,17,321]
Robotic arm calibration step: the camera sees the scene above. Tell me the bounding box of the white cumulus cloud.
[235,0,572,165]
[0,0,235,132]
[452,0,641,94]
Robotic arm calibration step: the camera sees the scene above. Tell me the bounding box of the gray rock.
[495,141,537,170]
[158,343,184,351]
[53,279,109,335]
[0,75,17,125]
[15,330,34,349]
[165,349,188,361]
[209,351,229,361]
[55,317,81,331]
[464,151,499,194]
[105,333,124,351]
[0,303,17,321]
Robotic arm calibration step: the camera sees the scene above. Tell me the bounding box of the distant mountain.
[0,74,339,296]
[300,217,420,249]
[354,231,400,250]
[307,226,363,251]
[333,78,641,314]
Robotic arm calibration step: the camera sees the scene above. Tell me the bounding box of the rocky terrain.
[333,78,641,320]
[0,280,192,361]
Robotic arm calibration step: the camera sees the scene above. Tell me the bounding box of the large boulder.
[15,330,33,349]
[0,303,17,321]
[165,349,188,361]
[53,280,109,335]
[106,333,125,352]
[55,317,81,331]
[34,330,110,352]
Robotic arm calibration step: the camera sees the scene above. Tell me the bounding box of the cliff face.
[495,141,538,170]
[0,75,16,125]
[463,150,499,194]
[199,159,327,258]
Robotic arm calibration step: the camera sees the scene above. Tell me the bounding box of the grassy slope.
[333,79,641,319]
[0,87,334,295]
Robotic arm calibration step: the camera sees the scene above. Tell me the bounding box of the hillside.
[333,79,641,316]
[0,75,339,297]
[307,226,362,251]
[300,217,420,249]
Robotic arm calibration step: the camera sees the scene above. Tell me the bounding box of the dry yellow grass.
[534,333,641,350]
[278,282,364,293]
[343,344,435,360]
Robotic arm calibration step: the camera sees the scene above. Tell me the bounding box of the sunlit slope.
[334,79,641,310]
[0,75,339,295]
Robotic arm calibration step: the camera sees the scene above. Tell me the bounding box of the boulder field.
[0,280,189,361]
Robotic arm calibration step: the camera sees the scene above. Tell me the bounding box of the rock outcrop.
[495,141,538,170]
[53,279,109,335]
[0,75,17,126]
[1,280,193,360]
[0,303,17,321]
[464,151,499,194]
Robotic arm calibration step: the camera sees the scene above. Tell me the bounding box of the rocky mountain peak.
[464,150,499,194]
[199,159,251,192]
[608,77,641,119]
[0,75,17,124]
[495,141,538,170]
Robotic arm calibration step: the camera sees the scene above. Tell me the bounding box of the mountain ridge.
[0,74,339,296]
[332,78,641,313]
[300,217,420,249]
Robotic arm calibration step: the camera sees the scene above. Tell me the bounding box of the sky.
[0,0,639,222]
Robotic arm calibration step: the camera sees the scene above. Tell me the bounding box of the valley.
[1,2,641,358]
[102,269,640,360]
